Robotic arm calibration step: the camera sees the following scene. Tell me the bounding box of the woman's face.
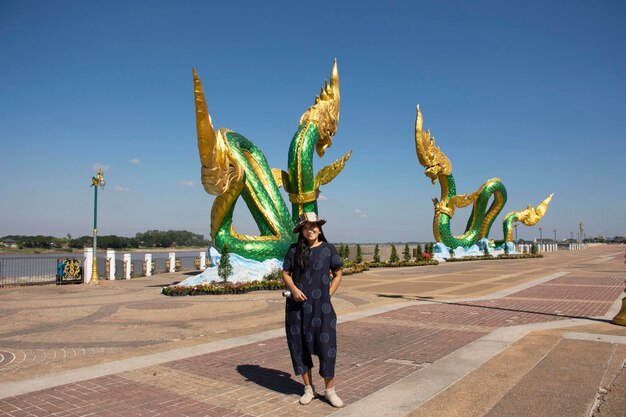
[302,222,320,245]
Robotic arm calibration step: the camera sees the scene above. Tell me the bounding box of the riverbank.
[0,247,209,256]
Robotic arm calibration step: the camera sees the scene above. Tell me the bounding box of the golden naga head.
[414,105,452,184]
[515,193,554,226]
[299,59,340,158]
[193,68,243,196]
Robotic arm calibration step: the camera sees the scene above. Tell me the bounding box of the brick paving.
[0,246,624,416]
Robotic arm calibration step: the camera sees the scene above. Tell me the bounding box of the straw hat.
[293,212,327,233]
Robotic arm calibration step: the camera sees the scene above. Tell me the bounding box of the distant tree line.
[1,230,210,250]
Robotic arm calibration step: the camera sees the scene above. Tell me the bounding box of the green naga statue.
[414,105,553,248]
[193,60,351,261]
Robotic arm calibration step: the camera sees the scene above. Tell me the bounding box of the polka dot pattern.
[283,242,342,378]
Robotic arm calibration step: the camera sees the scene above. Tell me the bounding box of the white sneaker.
[300,385,315,405]
[324,387,343,407]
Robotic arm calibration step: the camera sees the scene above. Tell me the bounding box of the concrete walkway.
[0,245,624,416]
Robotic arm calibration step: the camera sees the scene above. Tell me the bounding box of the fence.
[0,251,209,287]
[0,256,58,286]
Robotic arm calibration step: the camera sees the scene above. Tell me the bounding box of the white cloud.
[354,209,368,218]
[114,186,131,192]
[179,180,195,187]
[318,194,329,201]
[128,158,140,164]
[92,163,110,172]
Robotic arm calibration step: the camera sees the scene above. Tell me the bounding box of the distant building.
[1,239,17,248]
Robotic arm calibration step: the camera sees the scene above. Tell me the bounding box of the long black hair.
[295,226,328,271]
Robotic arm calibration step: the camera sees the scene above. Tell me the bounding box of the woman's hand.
[329,268,343,297]
[292,288,308,302]
[283,270,307,302]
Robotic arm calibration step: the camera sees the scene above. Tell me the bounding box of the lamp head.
[97,170,106,190]
[91,169,106,189]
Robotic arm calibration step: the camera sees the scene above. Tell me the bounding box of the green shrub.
[218,244,233,283]
[356,244,363,263]
[389,244,399,263]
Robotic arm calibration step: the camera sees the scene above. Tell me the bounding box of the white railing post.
[168,252,176,273]
[84,247,93,283]
[199,251,206,270]
[106,249,116,280]
[123,254,131,279]
[144,253,152,276]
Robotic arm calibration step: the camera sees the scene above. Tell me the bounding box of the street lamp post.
[553,229,557,242]
[91,169,105,284]
[514,224,518,242]
[539,226,543,243]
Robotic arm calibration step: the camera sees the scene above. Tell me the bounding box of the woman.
[282,212,344,407]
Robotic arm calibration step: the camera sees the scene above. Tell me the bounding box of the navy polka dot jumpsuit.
[283,242,343,378]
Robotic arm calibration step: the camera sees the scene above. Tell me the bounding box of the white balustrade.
[144,253,152,276]
[123,254,131,279]
[199,251,206,270]
[169,252,176,273]
[84,247,93,283]
[106,249,116,280]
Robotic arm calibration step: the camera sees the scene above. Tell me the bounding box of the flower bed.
[366,260,439,268]
[445,253,543,262]
[162,278,285,296]
[341,262,370,276]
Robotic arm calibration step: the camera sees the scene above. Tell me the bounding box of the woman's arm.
[329,268,343,296]
[282,270,307,302]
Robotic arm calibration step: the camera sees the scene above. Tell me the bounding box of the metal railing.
[0,257,58,286]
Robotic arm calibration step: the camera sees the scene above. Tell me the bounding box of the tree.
[338,243,348,259]
[389,244,399,263]
[531,242,537,255]
[504,242,510,255]
[218,244,233,283]
[373,244,380,262]
[416,243,423,260]
[402,244,411,261]
[355,244,362,263]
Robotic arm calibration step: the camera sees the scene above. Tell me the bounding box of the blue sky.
[1,0,625,243]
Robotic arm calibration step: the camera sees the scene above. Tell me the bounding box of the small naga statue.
[414,105,553,248]
[193,60,351,261]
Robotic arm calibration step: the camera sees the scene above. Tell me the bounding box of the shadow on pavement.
[146,281,180,287]
[237,364,302,395]
[377,294,433,299]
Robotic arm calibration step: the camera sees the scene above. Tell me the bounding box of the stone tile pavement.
[0,245,625,416]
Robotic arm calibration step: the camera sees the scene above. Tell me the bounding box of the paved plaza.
[1,245,625,416]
